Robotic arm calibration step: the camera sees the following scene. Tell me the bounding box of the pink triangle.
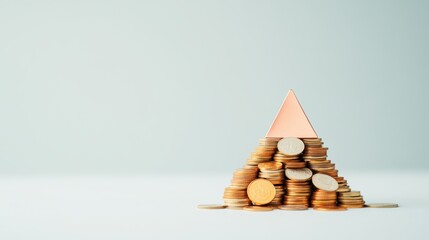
[266,90,318,138]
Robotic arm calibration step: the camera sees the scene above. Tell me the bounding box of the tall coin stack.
[223,168,259,209]
[335,175,365,208]
[311,173,339,209]
[337,191,365,208]
[283,168,313,207]
[257,161,284,206]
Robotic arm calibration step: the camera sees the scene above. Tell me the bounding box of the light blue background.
[0,0,428,174]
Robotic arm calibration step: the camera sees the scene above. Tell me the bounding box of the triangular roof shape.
[266,89,318,138]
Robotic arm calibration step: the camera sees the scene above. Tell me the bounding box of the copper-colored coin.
[258,161,283,171]
[339,191,361,197]
[243,206,274,212]
[313,206,347,211]
[279,205,308,210]
[247,179,276,205]
[339,204,364,208]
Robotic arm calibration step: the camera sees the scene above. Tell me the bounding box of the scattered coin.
[277,138,305,156]
[243,206,273,212]
[365,203,399,208]
[312,173,339,192]
[197,204,227,209]
[247,179,276,205]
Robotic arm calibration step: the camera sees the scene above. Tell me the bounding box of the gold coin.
[279,205,308,210]
[243,206,274,212]
[247,179,276,205]
[365,203,399,208]
[312,173,339,192]
[277,138,305,156]
[197,204,227,209]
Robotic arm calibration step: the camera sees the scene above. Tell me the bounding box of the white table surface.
[0,171,427,240]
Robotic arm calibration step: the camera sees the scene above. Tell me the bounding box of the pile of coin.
[338,191,365,208]
[223,168,259,209]
[246,138,278,166]
[208,137,378,212]
[283,168,313,207]
[274,138,306,168]
[257,161,284,205]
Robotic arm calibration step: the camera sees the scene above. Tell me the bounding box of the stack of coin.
[274,138,306,169]
[302,138,338,177]
[257,161,284,206]
[311,173,339,209]
[283,179,312,207]
[223,168,259,209]
[311,190,338,209]
[283,168,313,207]
[335,176,351,193]
[258,161,284,185]
[245,138,278,166]
[271,185,285,206]
[338,191,365,208]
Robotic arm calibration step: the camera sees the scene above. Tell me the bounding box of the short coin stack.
[338,191,365,208]
[246,138,278,167]
[223,168,259,209]
[335,176,351,193]
[257,161,284,205]
[283,168,313,207]
[311,173,340,210]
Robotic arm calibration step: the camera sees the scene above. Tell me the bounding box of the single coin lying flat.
[365,203,399,208]
[197,204,227,209]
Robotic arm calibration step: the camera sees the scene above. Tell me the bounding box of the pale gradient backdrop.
[0,0,428,174]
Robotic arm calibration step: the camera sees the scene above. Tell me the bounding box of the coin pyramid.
[222,90,365,211]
